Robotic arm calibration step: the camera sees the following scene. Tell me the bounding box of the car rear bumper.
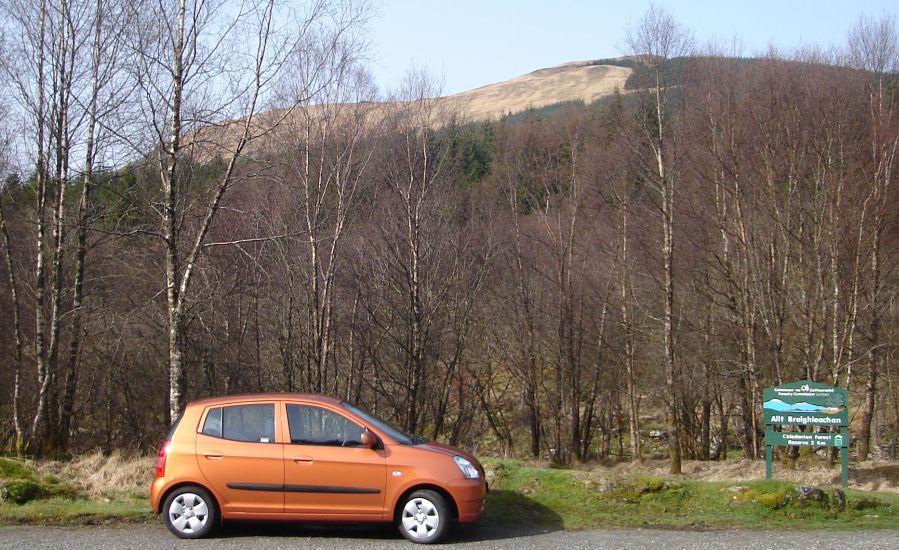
[150,477,166,514]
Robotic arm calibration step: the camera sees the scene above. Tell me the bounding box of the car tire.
[397,489,451,544]
[162,485,218,539]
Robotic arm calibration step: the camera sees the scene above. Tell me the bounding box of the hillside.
[445,61,632,121]
[191,60,634,160]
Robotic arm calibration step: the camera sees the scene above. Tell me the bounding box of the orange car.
[150,394,486,543]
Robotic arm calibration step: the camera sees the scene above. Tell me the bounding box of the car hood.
[415,441,482,469]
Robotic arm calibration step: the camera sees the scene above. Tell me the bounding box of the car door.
[195,402,284,514]
[283,402,386,517]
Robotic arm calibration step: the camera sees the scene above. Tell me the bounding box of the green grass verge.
[2,457,897,529]
[482,460,898,530]
[0,497,153,525]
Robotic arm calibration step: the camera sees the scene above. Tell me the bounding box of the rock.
[832,488,846,512]
[517,478,541,495]
[0,479,7,502]
[725,485,749,493]
[796,485,828,507]
[485,469,497,486]
[586,476,665,503]
[599,477,613,493]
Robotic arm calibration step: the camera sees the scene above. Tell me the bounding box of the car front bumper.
[451,478,486,523]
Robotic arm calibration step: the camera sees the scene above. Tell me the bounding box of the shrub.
[5,480,47,504]
[0,458,79,504]
[736,483,794,509]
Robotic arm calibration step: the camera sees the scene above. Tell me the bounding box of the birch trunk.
[0,193,25,455]
[620,203,641,461]
[29,0,53,454]
[657,84,681,474]
[163,0,187,423]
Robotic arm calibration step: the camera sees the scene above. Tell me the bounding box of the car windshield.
[341,402,423,445]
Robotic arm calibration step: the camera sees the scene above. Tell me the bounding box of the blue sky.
[369,0,899,95]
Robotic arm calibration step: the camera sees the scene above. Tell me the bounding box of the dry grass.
[27,452,898,502]
[583,458,899,495]
[34,452,153,500]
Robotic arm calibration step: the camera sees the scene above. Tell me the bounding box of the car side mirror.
[361,429,378,449]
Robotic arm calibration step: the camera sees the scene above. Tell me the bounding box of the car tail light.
[155,439,171,478]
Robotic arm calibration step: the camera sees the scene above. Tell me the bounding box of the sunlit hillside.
[445,61,632,121]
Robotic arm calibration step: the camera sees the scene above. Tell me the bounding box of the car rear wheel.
[162,485,217,539]
[397,490,450,544]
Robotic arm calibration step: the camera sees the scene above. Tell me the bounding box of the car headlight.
[453,456,479,479]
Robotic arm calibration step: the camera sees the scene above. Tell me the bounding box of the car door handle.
[202,451,223,459]
[291,455,313,463]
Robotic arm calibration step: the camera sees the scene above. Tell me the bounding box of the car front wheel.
[397,489,451,544]
[162,485,218,539]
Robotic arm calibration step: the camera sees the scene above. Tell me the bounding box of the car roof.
[187,393,343,407]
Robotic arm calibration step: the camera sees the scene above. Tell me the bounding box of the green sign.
[762,380,849,487]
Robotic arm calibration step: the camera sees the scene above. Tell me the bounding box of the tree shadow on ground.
[215,490,563,543]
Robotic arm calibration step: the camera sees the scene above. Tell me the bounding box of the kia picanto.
[150,394,486,543]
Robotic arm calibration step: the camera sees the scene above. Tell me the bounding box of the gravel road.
[2,523,898,549]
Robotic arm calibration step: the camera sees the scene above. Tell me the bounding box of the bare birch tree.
[271,16,374,394]
[847,13,899,461]
[2,0,95,455]
[0,105,27,455]
[377,70,450,434]
[495,122,545,458]
[55,0,131,452]
[355,69,485,435]
[126,0,359,422]
[624,5,692,474]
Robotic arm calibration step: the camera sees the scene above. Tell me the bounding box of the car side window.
[202,404,275,443]
[287,404,364,446]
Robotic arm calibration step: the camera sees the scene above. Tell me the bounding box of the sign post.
[762,380,849,487]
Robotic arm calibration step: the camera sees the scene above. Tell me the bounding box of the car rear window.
[201,407,222,437]
[201,404,275,443]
